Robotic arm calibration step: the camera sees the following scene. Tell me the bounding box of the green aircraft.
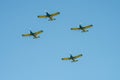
[71,24,93,32]
[37,12,60,21]
[22,30,43,39]
[62,54,83,62]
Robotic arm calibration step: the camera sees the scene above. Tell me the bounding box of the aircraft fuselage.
[46,12,51,17]
[70,55,75,61]
[30,31,38,38]
[46,12,55,21]
[79,26,88,32]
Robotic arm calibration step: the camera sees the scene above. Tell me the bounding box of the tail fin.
[79,25,82,28]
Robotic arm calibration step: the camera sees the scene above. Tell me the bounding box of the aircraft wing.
[34,30,43,35]
[61,57,71,60]
[22,34,32,37]
[71,28,81,30]
[84,25,93,29]
[38,15,48,18]
[73,54,83,59]
[51,12,60,17]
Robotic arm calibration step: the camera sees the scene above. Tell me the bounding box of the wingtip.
[90,24,93,26]
[61,58,64,60]
[58,12,60,14]
[22,34,24,36]
[37,16,41,18]
[37,16,40,18]
[80,54,83,56]
[70,28,74,30]
[40,30,43,32]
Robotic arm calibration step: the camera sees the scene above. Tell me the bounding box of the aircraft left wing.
[74,54,83,59]
[38,15,48,18]
[34,30,43,35]
[71,28,81,30]
[51,12,60,17]
[22,34,32,37]
[61,57,71,60]
[84,25,93,29]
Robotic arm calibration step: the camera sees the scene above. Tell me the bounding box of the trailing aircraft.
[22,30,43,39]
[61,54,83,62]
[37,12,60,21]
[71,24,93,32]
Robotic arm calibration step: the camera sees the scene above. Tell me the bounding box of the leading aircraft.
[71,24,93,32]
[22,30,43,39]
[37,12,60,21]
[61,54,83,62]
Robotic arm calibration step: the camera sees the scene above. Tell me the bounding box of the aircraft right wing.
[22,34,32,37]
[34,30,43,35]
[71,28,81,30]
[84,25,93,29]
[74,54,83,59]
[51,12,60,17]
[37,15,48,18]
[61,57,71,60]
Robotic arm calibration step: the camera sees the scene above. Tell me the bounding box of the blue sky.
[0,0,120,80]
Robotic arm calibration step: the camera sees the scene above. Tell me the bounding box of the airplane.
[61,54,83,62]
[71,24,93,32]
[37,12,60,21]
[22,30,43,39]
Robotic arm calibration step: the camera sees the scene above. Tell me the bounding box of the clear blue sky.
[0,0,120,80]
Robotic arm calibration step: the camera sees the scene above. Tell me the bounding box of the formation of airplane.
[71,24,93,32]
[37,12,60,21]
[22,30,43,39]
[62,54,83,62]
[21,11,94,62]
